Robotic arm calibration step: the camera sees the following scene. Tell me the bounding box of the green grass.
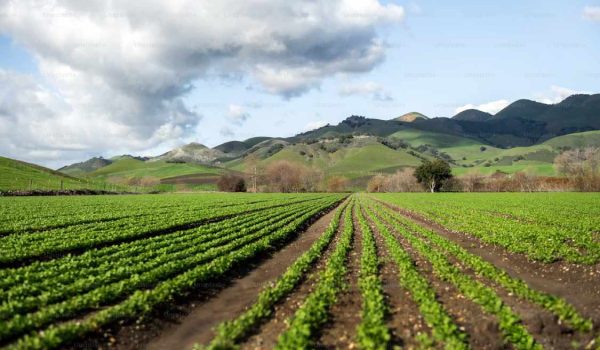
[0,157,104,191]
[390,129,482,149]
[327,144,422,178]
[542,130,600,149]
[452,162,556,176]
[89,158,222,180]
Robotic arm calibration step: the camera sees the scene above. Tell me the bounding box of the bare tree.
[384,168,421,192]
[460,170,483,192]
[367,174,386,193]
[217,174,247,192]
[327,176,349,192]
[244,153,260,193]
[264,160,322,192]
[554,147,600,191]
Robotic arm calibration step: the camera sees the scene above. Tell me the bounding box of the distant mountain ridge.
[53,93,600,186]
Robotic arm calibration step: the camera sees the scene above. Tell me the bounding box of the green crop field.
[0,193,598,349]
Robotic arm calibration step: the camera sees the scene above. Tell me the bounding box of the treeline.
[217,160,349,193]
[368,147,600,192]
[217,147,600,193]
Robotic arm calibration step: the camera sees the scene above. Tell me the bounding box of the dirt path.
[378,200,600,323]
[140,205,342,350]
[316,206,362,349]
[240,208,348,350]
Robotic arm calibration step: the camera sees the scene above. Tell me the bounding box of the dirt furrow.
[59,202,342,350]
[377,200,600,321]
[316,206,362,349]
[367,213,433,349]
[380,215,508,350]
[240,209,349,350]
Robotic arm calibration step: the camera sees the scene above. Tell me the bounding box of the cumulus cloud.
[583,6,600,21]
[454,99,509,115]
[303,120,329,132]
[227,104,251,125]
[339,81,393,101]
[534,85,588,104]
[0,0,404,165]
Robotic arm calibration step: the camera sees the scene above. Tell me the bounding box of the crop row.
[0,195,335,265]
[274,201,355,349]
[0,199,331,322]
[355,201,390,349]
[373,193,600,264]
[367,199,541,350]
[0,198,338,344]
[203,199,350,349]
[0,193,294,234]
[362,204,468,349]
[0,203,291,293]
[2,196,340,349]
[371,200,593,333]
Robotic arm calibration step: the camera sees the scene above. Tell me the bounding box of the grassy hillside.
[0,157,104,191]
[542,130,600,148]
[327,144,421,177]
[87,157,225,191]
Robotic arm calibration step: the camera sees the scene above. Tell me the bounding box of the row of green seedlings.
[0,201,297,293]
[379,196,597,264]
[0,199,338,348]
[0,195,286,235]
[274,201,355,349]
[0,195,339,265]
[372,199,593,333]
[0,199,332,325]
[364,203,468,349]
[354,202,390,349]
[201,199,350,349]
[0,197,334,290]
[0,198,338,342]
[367,199,542,350]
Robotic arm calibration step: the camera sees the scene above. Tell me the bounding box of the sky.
[0,0,599,168]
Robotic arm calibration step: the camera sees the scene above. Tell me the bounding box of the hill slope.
[0,156,100,191]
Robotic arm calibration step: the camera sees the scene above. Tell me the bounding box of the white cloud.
[583,6,600,21]
[303,120,329,132]
[0,0,404,165]
[455,99,509,114]
[227,104,251,125]
[339,81,393,101]
[534,85,588,104]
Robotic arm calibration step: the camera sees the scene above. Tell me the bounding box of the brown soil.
[368,214,432,349]
[62,201,343,350]
[378,200,600,324]
[316,206,362,349]
[143,205,341,350]
[240,209,348,350]
[398,217,596,349]
[382,216,508,350]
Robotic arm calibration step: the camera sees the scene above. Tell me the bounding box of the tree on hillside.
[414,159,452,192]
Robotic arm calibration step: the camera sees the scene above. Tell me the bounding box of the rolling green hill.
[0,157,105,191]
[87,157,225,190]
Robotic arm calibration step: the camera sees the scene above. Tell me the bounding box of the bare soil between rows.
[378,201,600,322]
[63,200,343,350]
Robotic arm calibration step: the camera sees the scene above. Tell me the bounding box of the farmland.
[0,193,599,349]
